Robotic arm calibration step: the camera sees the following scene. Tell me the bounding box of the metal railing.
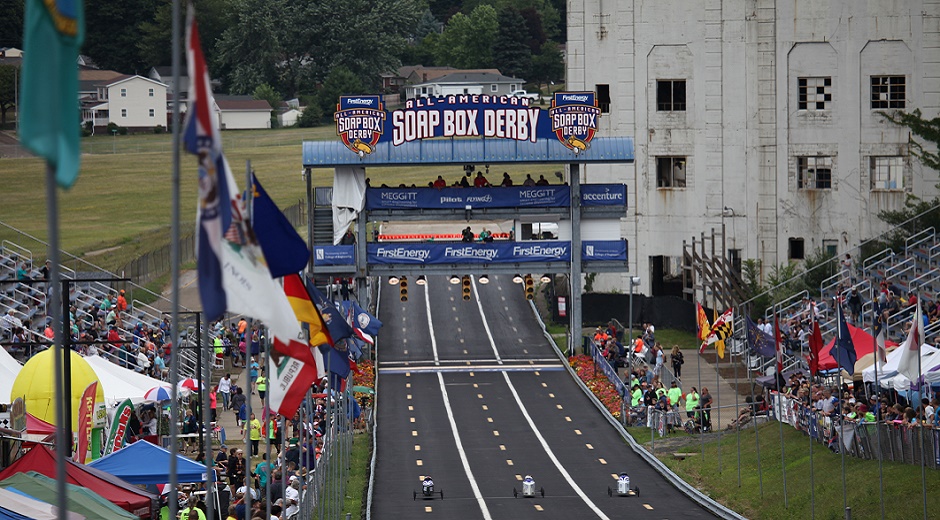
[769,391,940,469]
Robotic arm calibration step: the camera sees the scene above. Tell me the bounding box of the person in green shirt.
[630,384,643,407]
[654,381,667,400]
[178,496,206,520]
[256,369,267,401]
[667,381,683,408]
[685,386,700,419]
[254,452,272,490]
[248,413,262,456]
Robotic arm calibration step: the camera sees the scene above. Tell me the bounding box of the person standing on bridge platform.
[473,171,490,187]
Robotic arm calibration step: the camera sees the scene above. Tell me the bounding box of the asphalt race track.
[371,275,716,519]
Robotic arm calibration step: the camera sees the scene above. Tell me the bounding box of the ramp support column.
[569,163,582,357]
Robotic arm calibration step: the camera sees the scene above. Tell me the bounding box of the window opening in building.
[656,157,687,188]
[797,156,832,189]
[871,76,905,109]
[596,84,610,113]
[789,238,805,260]
[870,156,904,190]
[823,239,838,258]
[798,77,831,111]
[656,80,686,111]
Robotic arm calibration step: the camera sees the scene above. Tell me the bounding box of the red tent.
[25,413,56,435]
[817,323,897,371]
[0,445,156,518]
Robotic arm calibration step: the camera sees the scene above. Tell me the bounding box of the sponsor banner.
[582,240,627,261]
[590,343,626,396]
[334,92,600,157]
[581,184,626,207]
[105,399,134,454]
[314,245,356,266]
[367,241,571,265]
[75,381,97,463]
[365,185,570,210]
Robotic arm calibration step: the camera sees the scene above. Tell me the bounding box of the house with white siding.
[80,75,168,132]
[215,96,272,130]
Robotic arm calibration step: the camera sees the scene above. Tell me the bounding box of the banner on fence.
[365,184,626,211]
[368,241,571,265]
[589,343,626,396]
[582,240,627,261]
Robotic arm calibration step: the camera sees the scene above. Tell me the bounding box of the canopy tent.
[862,344,936,383]
[0,471,138,520]
[88,440,214,485]
[0,487,85,520]
[82,355,167,405]
[0,345,22,402]
[817,324,898,377]
[25,414,55,435]
[878,348,940,391]
[0,445,155,518]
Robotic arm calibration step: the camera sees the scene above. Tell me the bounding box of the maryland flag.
[705,308,734,358]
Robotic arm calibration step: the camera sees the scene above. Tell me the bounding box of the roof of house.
[150,66,173,78]
[215,98,272,111]
[101,74,168,88]
[414,71,523,86]
[398,65,502,83]
[78,69,124,82]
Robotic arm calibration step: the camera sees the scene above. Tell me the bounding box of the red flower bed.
[569,355,622,418]
[355,359,375,389]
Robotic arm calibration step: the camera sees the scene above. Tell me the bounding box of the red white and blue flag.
[184,8,229,320]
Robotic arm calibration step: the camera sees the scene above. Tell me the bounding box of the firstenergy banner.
[368,241,571,265]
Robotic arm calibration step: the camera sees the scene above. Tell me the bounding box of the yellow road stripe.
[574,429,582,435]
[586,444,594,450]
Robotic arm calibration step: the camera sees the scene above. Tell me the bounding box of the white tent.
[83,355,167,405]
[863,344,935,383]
[878,346,940,391]
[0,346,23,402]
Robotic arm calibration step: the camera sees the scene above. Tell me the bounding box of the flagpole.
[168,0,183,518]
[744,306,763,498]
[698,316,704,460]
[243,158,254,519]
[871,286,884,520]
[808,311,816,520]
[734,306,741,487]
[265,384,272,520]
[774,303,787,508]
[915,296,927,520]
[837,299,847,515]
[202,324,215,520]
[45,163,68,520]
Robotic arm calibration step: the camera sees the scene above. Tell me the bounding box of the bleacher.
[731,228,940,378]
[0,240,200,379]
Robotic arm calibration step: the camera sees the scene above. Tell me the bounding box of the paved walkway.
[682,352,748,430]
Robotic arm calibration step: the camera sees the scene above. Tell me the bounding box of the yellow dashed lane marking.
[506,459,514,466]
[598,458,607,465]
[407,394,412,400]
[515,474,522,480]
[410,418,415,423]
[556,404,563,410]
[403,350,408,355]
[477,394,484,399]
[416,460,423,466]
[408,406,413,411]
[405,372,410,377]
[534,505,543,511]
[412,431,418,437]
[406,383,411,388]
[548,393,555,398]
[493,430,500,437]
[565,416,571,422]
[482,405,488,410]
[463,348,468,353]
[473,383,479,388]
[499,445,506,451]
[586,444,594,450]
[534,371,540,376]
[425,506,433,513]
[643,504,654,510]
[415,445,421,451]
[487,417,494,423]
[469,372,474,377]
[541,383,548,388]
[574,429,582,435]
[523,349,529,354]
[610,473,618,479]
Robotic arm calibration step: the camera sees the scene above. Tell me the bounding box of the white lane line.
[470,275,502,364]
[423,280,440,365]
[437,371,493,519]
[501,371,611,520]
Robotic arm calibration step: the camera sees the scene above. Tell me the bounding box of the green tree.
[493,8,531,79]
[315,66,364,120]
[799,247,837,297]
[0,1,24,49]
[528,41,563,94]
[0,65,16,126]
[138,0,231,75]
[297,104,324,128]
[880,109,940,174]
[253,83,281,126]
[433,4,498,69]
[83,0,156,72]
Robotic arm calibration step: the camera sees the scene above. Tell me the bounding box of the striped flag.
[283,273,333,351]
[705,308,733,358]
[695,302,711,345]
[896,300,924,382]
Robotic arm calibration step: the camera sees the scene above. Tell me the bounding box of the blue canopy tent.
[88,440,214,485]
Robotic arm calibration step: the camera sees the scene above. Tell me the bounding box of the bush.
[153,125,165,134]
[106,122,119,134]
[298,105,324,128]
[117,126,128,135]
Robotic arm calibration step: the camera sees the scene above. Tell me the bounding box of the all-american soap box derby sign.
[334,92,601,156]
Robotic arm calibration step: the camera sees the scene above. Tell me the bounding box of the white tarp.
[332,166,366,245]
[0,346,22,402]
[862,344,935,382]
[84,355,167,405]
[877,346,940,391]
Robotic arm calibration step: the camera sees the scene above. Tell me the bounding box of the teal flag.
[19,0,85,189]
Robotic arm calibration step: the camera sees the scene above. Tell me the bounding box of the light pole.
[628,276,641,351]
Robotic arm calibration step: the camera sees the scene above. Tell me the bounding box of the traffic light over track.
[400,276,408,302]
[462,275,472,301]
[524,275,534,300]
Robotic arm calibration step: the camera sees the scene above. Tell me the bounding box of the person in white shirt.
[285,476,301,519]
[218,374,232,411]
[1,310,22,339]
[136,347,151,373]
